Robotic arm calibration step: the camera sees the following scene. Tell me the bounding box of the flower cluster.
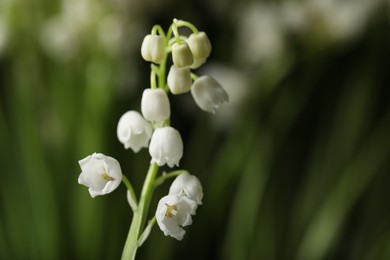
[77,19,226,257]
[156,173,203,240]
[142,18,229,113]
[116,19,228,169]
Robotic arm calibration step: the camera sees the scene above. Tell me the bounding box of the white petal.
[149,127,183,168]
[167,65,192,95]
[155,194,194,240]
[77,153,123,198]
[141,34,165,64]
[141,89,171,122]
[186,32,211,60]
[172,42,193,68]
[191,76,229,114]
[169,173,203,205]
[117,111,152,153]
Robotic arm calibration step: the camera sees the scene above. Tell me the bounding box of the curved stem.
[171,19,182,44]
[121,163,159,260]
[151,25,165,37]
[154,170,189,187]
[175,19,199,34]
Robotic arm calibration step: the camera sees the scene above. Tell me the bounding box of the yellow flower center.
[101,173,115,181]
[165,203,177,218]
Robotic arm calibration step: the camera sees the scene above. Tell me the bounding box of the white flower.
[167,65,192,95]
[169,173,203,206]
[186,32,211,60]
[78,153,122,198]
[149,126,183,168]
[191,75,229,114]
[141,34,165,64]
[117,110,153,153]
[141,88,170,122]
[172,42,193,68]
[156,194,197,240]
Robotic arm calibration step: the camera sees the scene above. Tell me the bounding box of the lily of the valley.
[117,111,153,153]
[78,153,122,198]
[149,126,183,168]
[141,88,171,122]
[156,194,197,240]
[186,32,211,60]
[172,42,193,68]
[191,75,229,114]
[169,173,203,206]
[167,65,192,94]
[141,34,165,64]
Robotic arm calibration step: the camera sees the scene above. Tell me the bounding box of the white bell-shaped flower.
[141,34,165,64]
[191,75,229,114]
[172,42,193,68]
[156,194,198,240]
[186,32,211,60]
[141,88,170,122]
[169,173,203,206]
[167,65,192,95]
[78,153,122,198]
[117,111,153,153]
[149,126,183,168]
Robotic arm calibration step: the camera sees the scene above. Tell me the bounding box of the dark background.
[1,0,390,259]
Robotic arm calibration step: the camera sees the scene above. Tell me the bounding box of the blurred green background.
[1,0,390,259]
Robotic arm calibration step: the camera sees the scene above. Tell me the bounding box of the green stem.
[172,19,182,44]
[154,170,189,187]
[175,19,199,34]
[151,25,165,36]
[158,46,169,92]
[121,163,159,260]
[150,65,158,89]
[190,73,199,81]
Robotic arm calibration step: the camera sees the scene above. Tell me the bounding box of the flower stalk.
[121,163,158,260]
[77,18,227,260]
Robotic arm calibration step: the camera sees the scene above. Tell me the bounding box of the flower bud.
[117,111,153,153]
[169,173,203,205]
[141,88,170,122]
[191,76,229,114]
[78,153,122,198]
[149,126,183,168]
[141,34,165,64]
[186,32,211,60]
[167,65,192,95]
[156,194,197,240]
[172,42,193,68]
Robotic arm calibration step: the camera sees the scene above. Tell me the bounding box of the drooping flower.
[169,173,203,206]
[141,88,170,122]
[186,32,211,60]
[156,194,197,240]
[191,75,229,114]
[171,42,193,68]
[117,111,153,153]
[141,34,165,64]
[149,126,183,168]
[167,65,192,95]
[78,153,122,198]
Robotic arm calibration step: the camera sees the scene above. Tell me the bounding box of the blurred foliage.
[1,0,390,259]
